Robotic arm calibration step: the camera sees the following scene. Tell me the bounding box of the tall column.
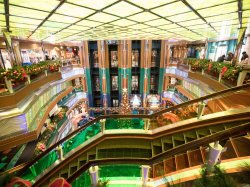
[81,41,92,106]
[98,40,109,107]
[159,40,169,94]
[120,40,128,90]
[141,40,152,108]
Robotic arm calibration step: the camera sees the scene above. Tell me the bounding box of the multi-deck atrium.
[0,0,250,187]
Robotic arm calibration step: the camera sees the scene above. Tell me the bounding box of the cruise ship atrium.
[0,0,250,186]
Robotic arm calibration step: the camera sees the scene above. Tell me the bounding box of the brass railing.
[1,84,250,178]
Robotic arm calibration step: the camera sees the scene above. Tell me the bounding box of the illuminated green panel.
[10,23,37,29]
[0,3,4,13]
[168,12,199,22]
[88,12,119,23]
[10,0,59,11]
[68,0,117,10]
[49,14,79,23]
[56,3,94,18]
[128,0,174,9]
[43,21,70,28]
[198,2,238,17]
[10,6,49,19]
[9,16,41,25]
[152,1,190,17]
[128,12,159,22]
[187,0,234,9]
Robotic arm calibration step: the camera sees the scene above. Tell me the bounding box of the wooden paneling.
[81,41,89,68]
[0,131,37,151]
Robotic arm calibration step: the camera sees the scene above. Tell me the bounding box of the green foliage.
[185,58,243,83]
[193,164,237,187]
[97,178,110,187]
[0,60,61,81]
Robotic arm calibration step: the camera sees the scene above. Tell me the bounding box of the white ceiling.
[0,0,249,42]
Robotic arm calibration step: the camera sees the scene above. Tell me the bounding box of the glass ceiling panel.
[103,1,142,17]
[144,27,161,32]
[243,0,250,10]
[10,6,49,19]
[33,30,51,39]
[63,29,81,34]
[128,0,175,9]
[198,2,238,17]
[127,12,159,22]
[211,19,238,27]
[0,3,4,14]
[48,14,80,24]
[152,1,190,17]
[88,12,119,23]
[144,19,171,26]
[67,25,90,31]
[10,22,37,29]
[56,3,94,18]
[0,14,5,21]
[40,26,61,32]
[128,24,149,29]
[158,24,179,30]
[179,19,205,27]
[169,27,188,32]
[186,0,234,10]
[9,16,41,25]
[205,13,238,23]
[243,10,250,18]
[111,19,136,26]
[43,21,70,28]
[67,0,118,10]
[11,28,31,37]
[187,24,209,29]
[10,0,59,11]
[76,20,103,27]
[0,21,6,27]
[168,12,199,22]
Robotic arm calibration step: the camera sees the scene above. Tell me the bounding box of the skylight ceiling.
[0,0,249,42]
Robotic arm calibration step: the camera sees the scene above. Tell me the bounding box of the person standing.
[241,51,249,64]
[217,54,225,62]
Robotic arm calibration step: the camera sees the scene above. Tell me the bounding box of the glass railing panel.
[63,122,101,155]
[19,122,101,182]
[71,171,91,187]
[105,118,145,130]
[99,164,141,180]
[151,87,250,129]
[20,150,58,182]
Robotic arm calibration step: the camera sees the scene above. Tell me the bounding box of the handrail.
[37,122,250,185]
[2,84,250,176]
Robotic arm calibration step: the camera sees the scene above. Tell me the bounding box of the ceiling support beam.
[4,0,10,32]
[27,0,66,39]
[181,0,217,33]
[238,0,243,28]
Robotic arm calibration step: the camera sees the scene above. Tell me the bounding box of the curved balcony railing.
[35,122,250,186]
[0,65,85,108]
[1,84,250,183]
